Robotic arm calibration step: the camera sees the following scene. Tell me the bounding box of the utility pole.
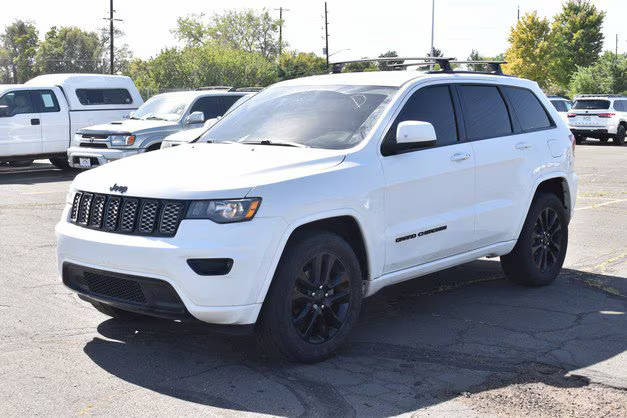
[517,4,520,21]
[430,0,435,70]
[275,7,289,57]
[103,0,122,74]
[616,34,619,57]
[324,2,329,69]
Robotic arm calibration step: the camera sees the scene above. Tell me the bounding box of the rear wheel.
[501,192,568,286]
[49,156,71,170]
[8,159,34,167]
[90,301,146,320]
[614,125,625,146]
[256,231,363,362]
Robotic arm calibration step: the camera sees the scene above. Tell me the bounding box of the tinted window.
[504,87,552,131]
[573,100,610,110]
[613,100,626,111]
[384,85,457,150]
[458,85,512,140]
[219,95,244,114]
[76,88,133,106]
[190,97,219,121]
[31,90,60,113]
[0,91,35,116]
[551,100,567,112]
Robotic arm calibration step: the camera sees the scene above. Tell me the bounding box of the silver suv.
[68,89,250,169]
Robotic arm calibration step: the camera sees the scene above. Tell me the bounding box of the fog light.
[187,258,233,276]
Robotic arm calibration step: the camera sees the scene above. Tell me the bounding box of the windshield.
[199,85,397,150]
[573,99,610,110]
[132,94,190,121]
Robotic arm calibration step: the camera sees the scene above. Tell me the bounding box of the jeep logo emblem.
[109,183,128,194]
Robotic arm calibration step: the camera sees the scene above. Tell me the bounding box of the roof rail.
[574,94,626,98]
[330,57,508,75]
[230,87,264,92]
[197,86,233,91]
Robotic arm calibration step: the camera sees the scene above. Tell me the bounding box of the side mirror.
[396,121,437,147]
[0,105,9,117]
[185,111,204,124]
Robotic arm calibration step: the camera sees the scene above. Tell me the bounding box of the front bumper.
[56,212,287,325]
[67,146,140,169]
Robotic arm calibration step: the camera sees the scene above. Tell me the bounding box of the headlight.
[185,198,261,223]
[110,135,135,146]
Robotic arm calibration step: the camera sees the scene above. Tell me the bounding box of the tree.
[551,0,605,89]
[36,26,103,74]
[569,52,627,97]
[0,20,39,83]
[342,58,377,73]
[378,50,403,71]
[99,27,133,74]
[172,9,283,60]
[504,12,553,88]
[466,50,506,71]
[278,51,326,80]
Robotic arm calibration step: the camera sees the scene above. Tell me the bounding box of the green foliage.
[342,59,377,73]
[551,0,605,89]
[99,27,133,74]
[36,26,102,74]
[0,20,39,83]
[378,50,403,71]
[127,44,279,99]
[504,12,553,88]
[172,9,283,59]
[569,52,627,97]
[278,51,326,80]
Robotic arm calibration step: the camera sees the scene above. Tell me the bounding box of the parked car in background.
[568,94,627,145]
[0,74,142,169]
[548,96,572,124]
[68,88,250,169]
[57,59,577,362]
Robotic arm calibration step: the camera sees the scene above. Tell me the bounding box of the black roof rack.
[330,57,508,75]
[231,87,264,92]
[574,94,626,98]
[197,86,233,91]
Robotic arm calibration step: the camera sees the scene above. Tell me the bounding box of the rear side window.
[31,90,60,113]
[189,97,219,121]
[384,85,458,151]
[573,100,610,110]
[503,87,552,131]
[551,100,567,112]
[76,89,133,106]
[458,85,512,140]
[613,100,626,111]
[219,95,244,114]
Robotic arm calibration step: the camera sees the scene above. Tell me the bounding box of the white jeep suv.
[56,62,577,362]
[569,95,627,145]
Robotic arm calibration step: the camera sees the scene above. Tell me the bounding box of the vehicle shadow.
[0,161,78,185]
[83,260,626,416]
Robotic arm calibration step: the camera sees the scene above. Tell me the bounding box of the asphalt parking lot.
[1,142,625,417]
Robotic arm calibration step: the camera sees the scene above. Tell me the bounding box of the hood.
[163,126,207,143]
[72,143,346,199]
[78,119,179,135]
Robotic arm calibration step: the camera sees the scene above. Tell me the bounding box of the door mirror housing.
[0,105,9,117]
[396,121,437,147]
[185,111,205,125]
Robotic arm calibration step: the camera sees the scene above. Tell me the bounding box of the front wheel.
[614,125,625,146]
[501,192,568,286]
[49,156,71,170]
[256,231,363,363]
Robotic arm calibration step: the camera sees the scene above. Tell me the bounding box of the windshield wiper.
[144,116,167,121]
[240,139,308,148]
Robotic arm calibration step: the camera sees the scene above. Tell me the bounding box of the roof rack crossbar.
[574,94,626,98]
[330,57,456,73]
[197,86,233,91]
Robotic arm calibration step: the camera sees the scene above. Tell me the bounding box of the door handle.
[451,152,470,162]
[31,118,40,125]
[515,142,531,150]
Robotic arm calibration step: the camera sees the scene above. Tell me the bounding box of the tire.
[146,143,161,152]
[614,125,625,146]
[90,301,146,320]
[574,135,585,144]
[501,192,568,286]
[8,159,34,167]
[599,136,608,143]
[256,231,363,363]
[49,156,71,170]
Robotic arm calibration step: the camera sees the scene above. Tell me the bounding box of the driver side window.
[0,91,35,117]
[382,85,458,155]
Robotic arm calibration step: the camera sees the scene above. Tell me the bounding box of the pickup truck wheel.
[90,301,146,320]
[501,192,568,286]
[256,231,363,363]
[599,136,608,143]
[49,157,71,170]
[614,125,625,146]
[8,159,34,167]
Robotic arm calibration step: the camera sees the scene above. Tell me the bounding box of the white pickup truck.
[0,74,143,169]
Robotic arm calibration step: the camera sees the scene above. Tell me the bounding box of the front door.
[381,85,476,273]
[31,89,68,153]
[0,90,42,157]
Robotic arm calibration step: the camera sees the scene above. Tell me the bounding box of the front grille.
[80,142,108,149]
[84,271,147,303]
[81,134,109,140]
[69,191,186,237]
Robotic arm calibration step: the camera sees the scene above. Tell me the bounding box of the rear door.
[0,90,42,157]
[31,89,69,153]
[381,84,476,272]
[464,84,554,246]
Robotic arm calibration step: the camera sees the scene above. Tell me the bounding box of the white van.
[0,74,143,169]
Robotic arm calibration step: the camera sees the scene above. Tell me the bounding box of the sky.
[1,0,625,63]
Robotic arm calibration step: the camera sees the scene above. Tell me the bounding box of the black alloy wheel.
[531,207,562,272]
[292,252,351,344]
